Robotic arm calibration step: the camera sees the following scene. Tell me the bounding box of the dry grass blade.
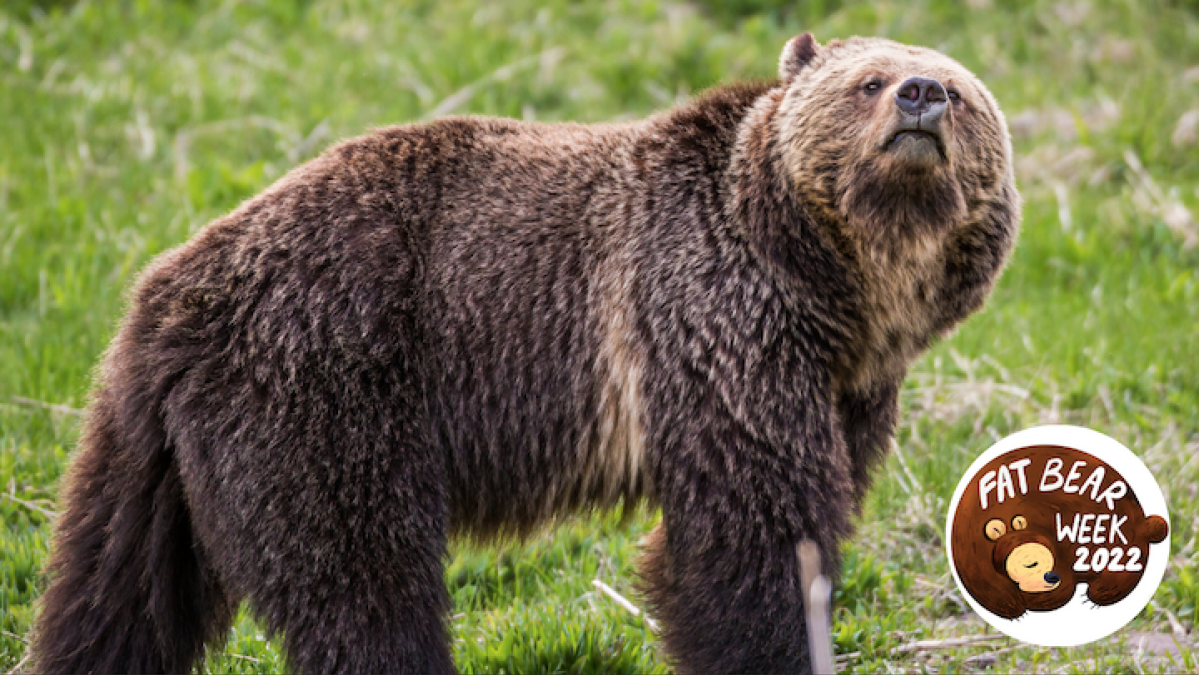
[1151,601,1190,640]
[962,644,1019,667]
[9,396,83,417]
[891,634,1008,653]
[423,47,565,120]
[836,633,1008,664]
[1,490,59,521]
[1172,110,1199,147]
[591,579,660,632]
[1124,149,1198,248]
[4,651,30,675]
[172,116,301,183]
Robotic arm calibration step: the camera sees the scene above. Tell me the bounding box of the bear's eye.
[948,90,961,102]
[1012,515,1028,530]
[864,80,883,93]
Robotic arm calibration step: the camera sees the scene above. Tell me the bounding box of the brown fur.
[33,34,1018,674]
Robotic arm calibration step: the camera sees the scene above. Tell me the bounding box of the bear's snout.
[885,76,949,164]
[895,76,948,119]
[1002,540,1062,592]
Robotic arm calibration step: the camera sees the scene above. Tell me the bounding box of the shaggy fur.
[33,34,1019,674]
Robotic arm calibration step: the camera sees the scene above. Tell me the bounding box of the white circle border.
[944,425,1171,647]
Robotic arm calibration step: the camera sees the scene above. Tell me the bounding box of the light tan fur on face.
[1005,543,1060,592]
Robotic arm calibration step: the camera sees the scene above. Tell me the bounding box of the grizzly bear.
[32,33,1019,674]
[951,446,1169,620]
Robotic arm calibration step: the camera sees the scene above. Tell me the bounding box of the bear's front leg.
[639,385,854,674]
[838,380,901,507]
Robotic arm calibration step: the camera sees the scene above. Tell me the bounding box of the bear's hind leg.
[248,422,452,674]
[271,524,454,675]
[171,360,454,674]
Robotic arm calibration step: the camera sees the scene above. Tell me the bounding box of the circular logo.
[946,425,1170,646]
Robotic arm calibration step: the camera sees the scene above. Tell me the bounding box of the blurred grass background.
[1,0,1198,672]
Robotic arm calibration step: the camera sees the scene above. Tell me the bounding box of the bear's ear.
[779,32,821,83]
[984,518,1006,541]
[1140,515,1169,543]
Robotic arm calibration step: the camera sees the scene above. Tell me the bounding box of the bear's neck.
[724,87,950,394]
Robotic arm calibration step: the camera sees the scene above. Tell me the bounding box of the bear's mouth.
[1016,577,1061,593]
[885,129,947,162]
[891,129,940,145]
[882,116,944,163]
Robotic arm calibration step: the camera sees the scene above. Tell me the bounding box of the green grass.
[2,0,1198,672]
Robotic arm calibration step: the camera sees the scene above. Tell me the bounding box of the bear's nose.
[1044,571,1060,584]
[894,76,948,123]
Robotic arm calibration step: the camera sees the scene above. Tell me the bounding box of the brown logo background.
[949,445,1168,620]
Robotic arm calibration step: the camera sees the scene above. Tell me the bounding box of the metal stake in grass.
[798,540,836,674]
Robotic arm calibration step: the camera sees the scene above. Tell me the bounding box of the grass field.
[2,0,1198,672]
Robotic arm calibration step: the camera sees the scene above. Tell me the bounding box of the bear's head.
[986,515,1062,593]
[772,34,1015,244]
[959,506,1079,619]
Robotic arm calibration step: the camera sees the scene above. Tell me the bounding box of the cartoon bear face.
[950,446,1169,620]
[986,516,1061,593]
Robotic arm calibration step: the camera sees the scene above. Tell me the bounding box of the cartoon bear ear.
[985,519,1006,540]
[779,32,821,83]
[1140,515,1169,543]
[1012,516,1028,531]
